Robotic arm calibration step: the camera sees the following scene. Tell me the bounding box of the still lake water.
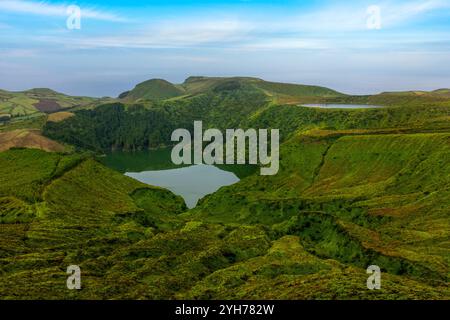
[100,148,257,208]
[301,104,383,109]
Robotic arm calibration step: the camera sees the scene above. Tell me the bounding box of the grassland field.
[0,76,448,299]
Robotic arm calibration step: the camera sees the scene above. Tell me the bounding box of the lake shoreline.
[300,103,384,109]
[101,148,257,208]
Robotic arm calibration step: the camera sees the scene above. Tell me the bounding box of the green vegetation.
[43,103,179,151]
[120,79,186,101]
[0,77,449,299]
[0,88,101,119]
[42,76,450,152]
[179,76,344,100]
[0,113,47,132]
[43,85,271,151]
[118,76,345,106]
[186,131,450,291]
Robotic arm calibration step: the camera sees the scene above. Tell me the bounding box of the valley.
[0,76,448,299]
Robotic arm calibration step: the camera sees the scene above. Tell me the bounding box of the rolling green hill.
[0,145,448,299]
[185,130,450,293]
[0,76,449,299]
[120,76,345,104]
[119,79,186,101]
[0,88,100,118]
[43,87,450,152]
[40,76,450,154]
[432,88,450,96]
[43,85,272,151]
[180,76,344,98]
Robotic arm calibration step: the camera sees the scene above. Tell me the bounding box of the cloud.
[155,19,252,44]
[239,38,329,50]
[268,0,450,32]
[4,0,449,51]
[0,0,126,22]
[380,0,450,27]
[33,18,253,49]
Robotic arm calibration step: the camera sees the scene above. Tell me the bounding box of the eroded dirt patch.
[0,129,66,152]
[33,99,61,112]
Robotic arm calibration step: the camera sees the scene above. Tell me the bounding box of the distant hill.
[119,76,345,103]
[44,75,450,152]
[319,88,450,108]
[3,78,449,116]
[119,79,186,101]
[0,129,66,152]
[432,88,450,96]
[379,89,450,96]
[0,88,99,117]
[180,76,260,94]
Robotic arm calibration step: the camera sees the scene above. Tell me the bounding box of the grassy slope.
[0,89,110,152]
[153,76,449,107]
[120,79,186,101]
[0,112,72,151]
[1,77,449,299]
[1,133,447,299]
[184,235,446,300]
[47,111,75,122]
[0,149,187,299]
[1,134,447,299]
[42,76,450,153]
[185,131,449,295]
[42,86,273,151]
[120,76,345,103]
[0,88,99,118]
[0,129,67,152]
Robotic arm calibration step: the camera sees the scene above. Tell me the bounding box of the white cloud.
[33,18,253,49]
[268,0,450,32]
[155,19,252,44]
[239,38,329,50]
[4,0,449,51]
[0,0,126,22]
[380,0,450,27]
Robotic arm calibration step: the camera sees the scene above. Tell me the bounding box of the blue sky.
[0,0,449,96]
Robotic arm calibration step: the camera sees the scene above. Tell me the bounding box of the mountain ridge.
[118,76,345,102]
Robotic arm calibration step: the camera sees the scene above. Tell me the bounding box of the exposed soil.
[33,99,61,112]
[0,129,66,152]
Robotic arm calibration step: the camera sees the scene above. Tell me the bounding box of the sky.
[0,0,449,97]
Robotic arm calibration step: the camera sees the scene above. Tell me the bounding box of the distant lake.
[100,148,257,208]
[301,104,383,109]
